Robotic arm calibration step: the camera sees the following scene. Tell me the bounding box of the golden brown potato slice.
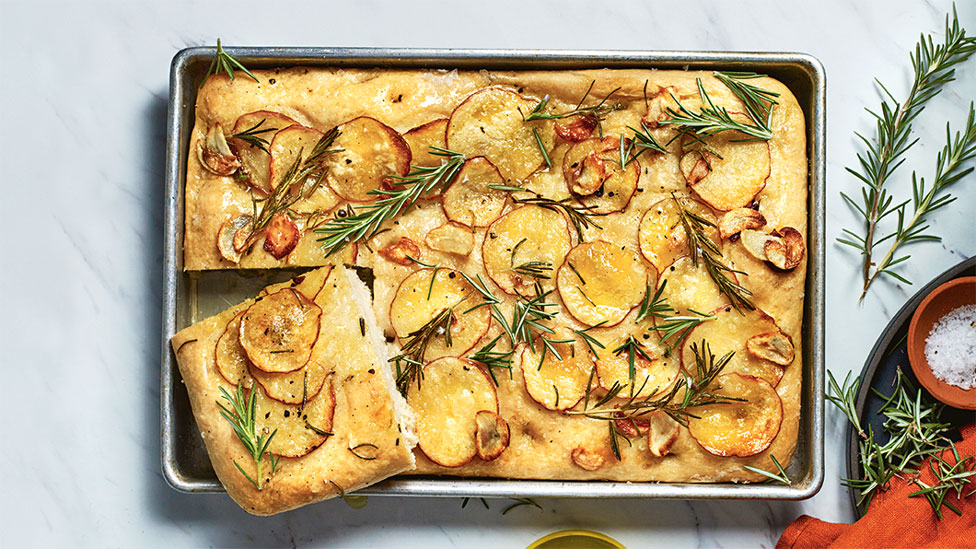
[249,357,331,406]
[678,133,771,211]
[686,373,783,457]
[229,110,300,194]
[406,357,498,467]
[521,143,573,202]
[556,241,649,327]
[253,376,336,458]
[656,256,729,316]
[638,197,718,272]
[562,137,638,214]
[475,410,510,461]
[680,305,793,387]
[269,125,322,189]
[446,87,555,183]
[403,118,448,168]
[442,157,509,227]
[389,269,491,360]
[215,311,250,385]
[596,337,679,398]
[239,288,322,373]
[323,116,412,202]
[482,206,572,296]
[519,340,594,411]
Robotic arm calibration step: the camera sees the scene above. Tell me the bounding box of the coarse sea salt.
[924,304,976,390]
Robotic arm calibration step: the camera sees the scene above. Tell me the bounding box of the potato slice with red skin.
[269,125,323,189]
[555,115,597,142]
[262,213,300,259]
[638,197,718,272]
[253,376,336,458]
[249,359,330,405]
[656,256,730,317]
[215,311,250,385]
[389,269,491,360]
[403,118,448,168]
[406,357,498,467]
[482,206,572,296]
[217,215,253,264]
[519,339,594,411]
[425,223,475,256]
[686,373,783,457]
[562,137,638,214]
[229,111,300,194]
[679,133,771,211]
[475,410,510,461]
[323,116,411,202]
[680,305,792,387]
[556,241,649,327]
[442,157,509,227]
[596,337,679,398]
[446,87,555,183]
[645,411,680,457]
[240,288,322,373]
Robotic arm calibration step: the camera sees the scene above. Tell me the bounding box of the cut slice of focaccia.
[170,264,417,515]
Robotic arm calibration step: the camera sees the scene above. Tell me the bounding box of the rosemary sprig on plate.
[674,194,754,311]
[513,196,602,241]
[837,7,975,300]
[201,39,260,88]
[216,384,279,491]
[660,72,778,141]
[317,147,465,255]
[841,103,976,298]
[635,281,715,355]
[391,306,455,393]
[230,118,279,154]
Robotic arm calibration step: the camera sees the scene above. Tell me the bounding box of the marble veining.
[1,0,974,546]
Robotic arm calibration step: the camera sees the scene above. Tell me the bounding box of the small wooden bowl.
[907,276,976,410]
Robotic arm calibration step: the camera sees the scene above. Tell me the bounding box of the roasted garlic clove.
[378,237,421,266]
[198,122,241,176]
[475,411,510,461]
[765,227,805,271]
[746,331,795,366]
[718,208,766,239]
[571,446,606,471]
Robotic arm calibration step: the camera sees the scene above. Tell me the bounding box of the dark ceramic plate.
[846,256,976,517]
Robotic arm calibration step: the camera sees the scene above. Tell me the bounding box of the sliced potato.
[475,410,510,461]
[249,358,331,405]
[556,241,648,327]
[217,215,253,264]
[571,447,606,471]
[554,115,597,142]
[482,206,572,296]
[406,357,498,467]
[323,116,411,202]
[521,143,573,202]
[446,87,555,183]
[520,340,594,411]
[215,311,250,385]
[403,118,448,167]
[645,411,680,457]
[680,306,792,387]
[198,122,241,176]
[229,110,300,194]
[262,213,300,260]
[253,376,336,458]
[442,157,509,227]
[562,137,638,214]
[657,256,729,316]
[389,269,491,360]
[596,338,679,398]
[718,207,766,239]
[678,133,771,211]
[686,373,783,457]
[378,237,421,266]
[269,124,323,189]
[240,288,322,373]
[425,223,475,256]
[638,197,718,272]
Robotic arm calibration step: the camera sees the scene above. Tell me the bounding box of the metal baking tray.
[162,47,825,499]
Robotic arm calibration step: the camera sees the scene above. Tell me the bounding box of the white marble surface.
[2,0,974,546]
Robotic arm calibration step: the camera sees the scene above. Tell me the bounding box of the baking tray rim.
[161,46,826,500]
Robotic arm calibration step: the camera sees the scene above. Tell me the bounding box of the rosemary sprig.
[391,306,455,393]
[573,324,606,359]
[532,128,552,168]
[469,335,514,386]
[501,497,543,515]
[674,194,754,311]
[230,118,279,154]
[201,38,259,88]
[523,81,622,123]
[317,147,465,255]
[216,384,278,491]
[743,455,791,485]
[622,123,668,167]
[842,103,976,297]
[660,73,776,141]
[909,444,976,519]
[612,336,654,391]
[635,281,715,355]
[837,7,975,300]
[507,261,553,280]
[514,196,602,241]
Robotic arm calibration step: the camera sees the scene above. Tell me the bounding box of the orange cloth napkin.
[777,423,976,549]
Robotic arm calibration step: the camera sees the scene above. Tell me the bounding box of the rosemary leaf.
[201,39,259,88]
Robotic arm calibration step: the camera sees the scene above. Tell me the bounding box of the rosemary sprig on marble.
[841,103,976,298]
[743,455,791,485]
[201,38,260,88]
[216,384,279,491]
[837,7,975,300]
[317,147,465,255]
[660,72,778,141]
[674,195,754,311]
[513,196,602,241]
[391,306,455,393]
[231,118,279,154]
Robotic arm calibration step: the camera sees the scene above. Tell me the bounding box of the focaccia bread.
[185,67,807,483]
[170,264,417,514]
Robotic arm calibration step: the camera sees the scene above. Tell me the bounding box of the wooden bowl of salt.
[907,276,976,410]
